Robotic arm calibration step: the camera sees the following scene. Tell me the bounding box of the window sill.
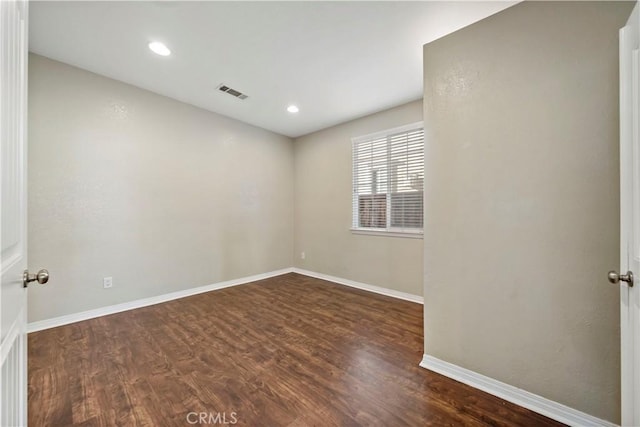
[350,228,424,239]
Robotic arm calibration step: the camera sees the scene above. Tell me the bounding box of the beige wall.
[294,100,423,297]
[423,1,633,423]
[28,54,294,322]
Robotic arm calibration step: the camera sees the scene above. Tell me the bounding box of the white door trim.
[619,4,640,424]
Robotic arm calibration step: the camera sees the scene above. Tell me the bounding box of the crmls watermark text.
[186,412,238,425]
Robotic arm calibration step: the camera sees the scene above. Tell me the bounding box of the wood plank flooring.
[28,273,564,426]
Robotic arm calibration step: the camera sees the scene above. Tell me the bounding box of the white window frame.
[351,121,424,239]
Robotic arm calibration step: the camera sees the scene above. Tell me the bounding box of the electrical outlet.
[301,251,306,260]
[103,277,113,289]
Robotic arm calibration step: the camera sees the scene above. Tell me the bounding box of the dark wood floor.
[28,273,563,426]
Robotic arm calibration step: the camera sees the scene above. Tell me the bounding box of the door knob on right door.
[608,270,634,286]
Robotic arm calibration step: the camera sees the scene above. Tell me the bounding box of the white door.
[619,3,640,426]
[0,0,29,425]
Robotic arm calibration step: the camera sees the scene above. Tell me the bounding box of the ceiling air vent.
[217,84,248,100]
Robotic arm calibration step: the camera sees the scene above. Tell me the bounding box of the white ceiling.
[29,1,514,138]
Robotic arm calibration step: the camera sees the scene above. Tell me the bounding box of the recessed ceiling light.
[287,105,299,113]
[148,41,171,56]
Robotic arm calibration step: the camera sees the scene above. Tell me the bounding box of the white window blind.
[352,122,424,236]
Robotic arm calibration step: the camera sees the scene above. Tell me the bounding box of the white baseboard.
[292,268,423,304]
[419,354,616,427]
[28,267,421,333]
[27,268,294,333]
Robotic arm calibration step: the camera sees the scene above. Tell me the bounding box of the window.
[352,122,424,238]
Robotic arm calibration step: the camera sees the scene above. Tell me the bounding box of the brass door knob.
[23,269,49,288]
[608,270,634,286]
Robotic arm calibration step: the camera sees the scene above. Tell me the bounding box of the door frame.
[620,2,639,425]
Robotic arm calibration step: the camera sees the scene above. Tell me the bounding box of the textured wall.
[422,2,633,422]
[294,100,423,297]
[28,54,294,322]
